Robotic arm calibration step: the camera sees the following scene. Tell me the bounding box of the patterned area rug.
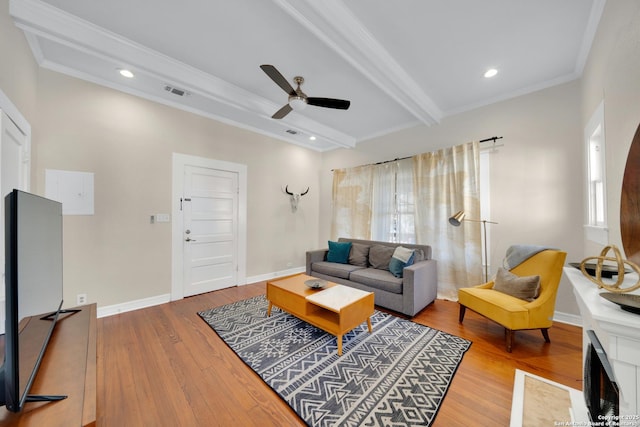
[198,295,471,427]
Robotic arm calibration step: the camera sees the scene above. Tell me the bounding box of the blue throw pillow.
[389,246,415,278]
[327,241,352,264]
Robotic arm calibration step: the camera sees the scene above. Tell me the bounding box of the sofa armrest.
[306,249,328,275]
[402,259,438,316]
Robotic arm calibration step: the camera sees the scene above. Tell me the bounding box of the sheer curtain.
[371,158,415,243]
[413,141,481,300]
[330,165,374,240]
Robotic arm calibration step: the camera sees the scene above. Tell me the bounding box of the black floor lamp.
[448,210,498,282]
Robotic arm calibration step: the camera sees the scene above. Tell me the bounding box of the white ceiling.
[10,0,605,151]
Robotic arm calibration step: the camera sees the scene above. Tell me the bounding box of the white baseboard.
[97,293,171,318]
[96,274,584,325]
[97,267,306,317]
[244,266,306,285]
[553,311,582,327]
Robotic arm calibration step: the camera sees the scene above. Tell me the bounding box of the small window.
[585,101,608,244]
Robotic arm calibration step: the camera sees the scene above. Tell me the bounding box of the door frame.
[0,89,31,192]
[171,153,247,301]
[0,90,32,335]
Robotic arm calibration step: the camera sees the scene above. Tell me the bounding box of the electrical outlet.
[77,293,87,305]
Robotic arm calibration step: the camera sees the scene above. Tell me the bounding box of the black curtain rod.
[332,136,504,170]
[479,136,503,143]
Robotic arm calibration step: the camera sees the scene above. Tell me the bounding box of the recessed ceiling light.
[309,136,316,141]
[484,68,498,78]
[119,69,134,78]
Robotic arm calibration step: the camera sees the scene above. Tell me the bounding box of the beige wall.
[320,81,584,315]
[32,71,321,307]
[0,0,38,121]
[580,0,640,259]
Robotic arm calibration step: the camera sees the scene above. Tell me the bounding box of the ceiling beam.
[9,0,357,150]
[273,0,443,126]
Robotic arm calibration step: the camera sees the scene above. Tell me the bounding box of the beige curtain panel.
[413,141,482,300]
[331,141,482,300]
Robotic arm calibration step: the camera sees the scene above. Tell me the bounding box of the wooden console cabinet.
[0,303,97,427]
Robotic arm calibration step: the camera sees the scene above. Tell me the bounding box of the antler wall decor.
[284,185,309,212]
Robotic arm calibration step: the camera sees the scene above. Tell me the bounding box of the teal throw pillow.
[327,241,352,264]
[389,246,415,278]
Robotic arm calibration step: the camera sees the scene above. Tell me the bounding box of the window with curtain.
[370,159,415,243]
[413,141,481,299]
[331,141,481,300]
[330,165,374,240]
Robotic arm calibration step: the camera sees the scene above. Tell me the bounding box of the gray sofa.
[306,237,437,316]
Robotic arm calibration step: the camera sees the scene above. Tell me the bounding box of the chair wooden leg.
[458,305,466,323]
[505,329,514,353]
[541,328,551,343]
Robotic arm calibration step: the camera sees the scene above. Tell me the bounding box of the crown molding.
[272,0,442,126]
[574,0,607,75]
[443,71,580,117]
[9,0,356,150]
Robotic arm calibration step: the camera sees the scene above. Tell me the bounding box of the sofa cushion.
[413,248,426,262]
[349,268,403,294]
[369,245,395,270]
[327,240,352,264]
[348,243,370,267]
[389,246,415,278]
[492,267,541,301]
[311,261,364,279]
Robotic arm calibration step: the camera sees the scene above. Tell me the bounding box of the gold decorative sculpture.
[579,245,640,293]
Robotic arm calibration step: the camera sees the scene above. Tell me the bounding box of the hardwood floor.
[97,282,583,426]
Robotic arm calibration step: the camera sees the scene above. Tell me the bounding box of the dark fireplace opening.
[584,329,620,425]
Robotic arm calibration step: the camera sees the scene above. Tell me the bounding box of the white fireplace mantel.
[565,266,640,417]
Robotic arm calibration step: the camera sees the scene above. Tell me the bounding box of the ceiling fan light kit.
[260,64,350,119]
[289,95,307,111]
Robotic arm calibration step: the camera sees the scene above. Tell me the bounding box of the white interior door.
[182,165,239,296]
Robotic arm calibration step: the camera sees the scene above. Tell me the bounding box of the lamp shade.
[449,210,465,226]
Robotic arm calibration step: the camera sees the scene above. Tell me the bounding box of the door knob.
[185,237,196,242]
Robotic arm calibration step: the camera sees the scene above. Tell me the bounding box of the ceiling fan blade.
[307,97,350,110]
[272,104,293,119]
[260,64,296,96]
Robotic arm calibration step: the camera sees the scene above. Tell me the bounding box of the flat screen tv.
[0,189,72,412]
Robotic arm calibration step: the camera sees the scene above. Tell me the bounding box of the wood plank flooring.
[97,281,583,426]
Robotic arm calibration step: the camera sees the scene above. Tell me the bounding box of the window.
[370,159,415,243]
[585,101,608,244]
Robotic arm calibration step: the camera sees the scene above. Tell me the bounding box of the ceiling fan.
[260,64,351,119]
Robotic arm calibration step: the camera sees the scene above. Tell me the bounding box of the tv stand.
[0,303,96,426]
[24,394,66,403]
[40,308,81,321]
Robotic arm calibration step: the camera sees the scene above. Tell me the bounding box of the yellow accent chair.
[457,249,567,352]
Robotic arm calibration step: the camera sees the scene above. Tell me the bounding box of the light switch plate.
[156,213,170,222]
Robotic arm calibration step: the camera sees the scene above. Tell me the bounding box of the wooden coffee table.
[266,274,374,356]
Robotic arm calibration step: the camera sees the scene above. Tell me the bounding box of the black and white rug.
[198,295,471,427]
